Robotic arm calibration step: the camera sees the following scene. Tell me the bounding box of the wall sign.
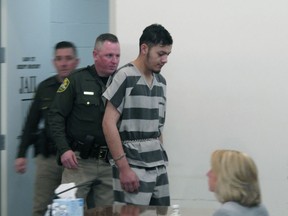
[17,56,40,94]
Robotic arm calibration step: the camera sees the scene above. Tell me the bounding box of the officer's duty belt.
[74,143,109,161]
[93,146,109,160]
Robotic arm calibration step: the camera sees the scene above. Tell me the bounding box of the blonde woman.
[207,150,269,216]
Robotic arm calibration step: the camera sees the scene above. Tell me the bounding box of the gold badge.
[57,78,70,93]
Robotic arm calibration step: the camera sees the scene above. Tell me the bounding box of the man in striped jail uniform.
[103,24,173,206]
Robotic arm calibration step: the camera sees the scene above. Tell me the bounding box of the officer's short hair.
[94,33,119,50]
[54,41,77,57]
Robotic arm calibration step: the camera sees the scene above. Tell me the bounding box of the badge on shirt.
[57,78,70,93]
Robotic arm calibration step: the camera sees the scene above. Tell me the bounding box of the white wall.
[111,0,288,215]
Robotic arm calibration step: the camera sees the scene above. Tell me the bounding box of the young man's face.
[53,48,79,81]
[145,44,172,74]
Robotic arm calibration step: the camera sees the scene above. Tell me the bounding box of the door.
[0,3,3,215]
[0,0,4,215]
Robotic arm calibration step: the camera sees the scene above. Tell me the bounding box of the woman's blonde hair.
[211,149,261,206]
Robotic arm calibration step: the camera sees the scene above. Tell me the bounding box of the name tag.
[84,91,94,95]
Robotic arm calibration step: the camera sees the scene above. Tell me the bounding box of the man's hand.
[61,150,78,169]
[119,166,140,193]
[15,158,27,174]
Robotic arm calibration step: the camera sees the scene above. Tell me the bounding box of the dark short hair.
[139,24,173,47]
[54,41,77,56]
[94,33,119,49]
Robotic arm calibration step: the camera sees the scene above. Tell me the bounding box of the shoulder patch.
[57,78,70,93]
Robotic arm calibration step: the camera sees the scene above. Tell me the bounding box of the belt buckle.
[99,147,108,159]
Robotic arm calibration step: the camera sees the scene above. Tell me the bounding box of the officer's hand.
[61,150,78,169]
[119,166,140,193]
[15,157,27,174]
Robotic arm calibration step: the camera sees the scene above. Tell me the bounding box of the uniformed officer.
[48,33,120,207]
[15,41,79,216]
